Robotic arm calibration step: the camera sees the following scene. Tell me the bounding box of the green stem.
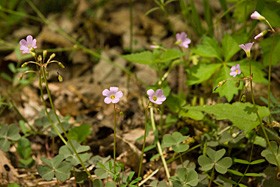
[267,33,275,124]
[38,71,67,145]
[235,142,254,187]
[41,67,95,182]
[150,107,171,184]
[113,104,117,173]
[138,104,149,180]
[208,166,215,187]
[248,58,280,170]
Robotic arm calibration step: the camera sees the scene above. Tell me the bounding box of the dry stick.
[41,67,95,182]
[150,107,171,185]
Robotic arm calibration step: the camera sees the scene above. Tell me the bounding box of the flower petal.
[102,89,110,96]
[115,91,123,98]
[19,39,27,47]
[147,89,155,97]
[155,89,163,97]
[110,87,118,92]
[26,35,33,44]
[104,97,112,104]
[112,98,120,103]
[157,95,166,102]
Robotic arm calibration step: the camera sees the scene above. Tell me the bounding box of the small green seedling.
[0,124,21,152]
[37,154,72,181]
[58,140,91,166]
[169,168,199,187]
[261,141,280,166]
[162,132,189,153]
[198,148,232,174]
[17,137,35,168]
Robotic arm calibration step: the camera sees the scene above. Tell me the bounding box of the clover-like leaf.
[37,155,72,181]
[162,132,189,153]
[59,140,91,166]
[215,157,233,174]
[261,141,280,166]
[198,155,214,171]
[169,168,198,187]
[0,124,21,151]
[198,148,232,174]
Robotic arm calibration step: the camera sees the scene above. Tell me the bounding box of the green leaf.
[95,168,108,179]
[186,63,222,85]
[8,183,20,187]
[179,108,204,120]
[250,159,265,165]
[194,36,222,60]
[55,161,72,181]
[244,173,262,177]
[227,169,244,176]
[215,157,232,174]
[183,102,270,134]
[186,170,199,186]
[260,35,280,66]
[162,132,189,153]
[157,49,185,63]
[37,165,54,181]
[122,51,153,64]
[0,139,10,152]
[92,179,104,187]
[261,141,280,166]
[68,124,91,143]
[166,94,186,113]
[213,65,240,102]
[234,158,250,165]
[198,155,214,171]
[222,33,240,62]
[105,181,116,187]
[17,137,31,159]
[213,149,226,162]
[229,59,267,84]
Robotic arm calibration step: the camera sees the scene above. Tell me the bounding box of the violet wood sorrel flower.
[239,42,254,58]
[147,89,166,105]
[229,64,241,77]
[175,32,191,48]
[250,11,265,21]
[19,35,37,54]
[102,87,123,104]
[254,30,268,40]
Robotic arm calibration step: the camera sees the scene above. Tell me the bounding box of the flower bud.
[58,62,65,68]
[250,11,265,21]
[245,80,250,89]
[38,55,42,62]
[43,50,48,58]
[50,53,56,60]
[21,62,28,68]
[241,95,246,102]
[30,51,36,58]
[254,30,268,40]
[58,74,63,82]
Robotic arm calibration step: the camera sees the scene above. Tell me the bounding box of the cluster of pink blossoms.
[102,87,166,105]
[230,11,267,78]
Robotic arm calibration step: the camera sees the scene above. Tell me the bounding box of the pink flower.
[175,32,191,48]
[229,64,241,77]
[250,11,265,21]
[147,89,166,105]
[19,35,37,54]
[150,44,160,49]
[102,87,123,104]
[239,42,254,58]
[254,30,267,40]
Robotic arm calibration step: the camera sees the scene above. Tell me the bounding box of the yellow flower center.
[236,70,239,73]
[110,95,115,99]
[153,96,157,101]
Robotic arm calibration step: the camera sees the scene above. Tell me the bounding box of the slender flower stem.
[41,67,95,182]
[267,33,275,124]
[138,103,149,179]
[113,104,117,173]
[208,167,215,187]
[38,72,67,145]
[248,58,280,170]
[150,107,171,184]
